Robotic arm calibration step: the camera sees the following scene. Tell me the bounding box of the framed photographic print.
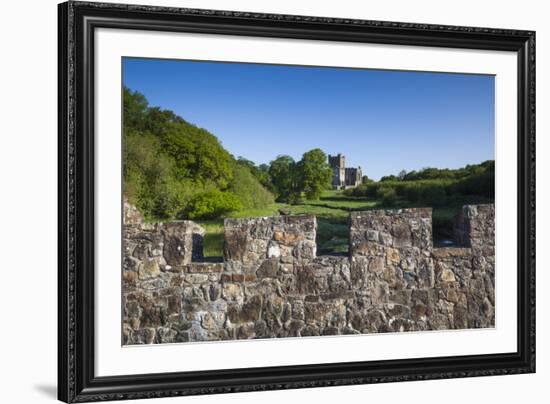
[58,1,535,402]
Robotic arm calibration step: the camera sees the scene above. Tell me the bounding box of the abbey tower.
[328,154,362,189]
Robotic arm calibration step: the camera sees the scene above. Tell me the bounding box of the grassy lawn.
[197,191,494,257]
[197,192,370,257]
[227,203,289,218]
[195,220,225,258]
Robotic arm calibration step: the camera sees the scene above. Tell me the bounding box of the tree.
[161,122,234,188]
[122,87,276,220]
[298,148,333,200]
[268,155,298,203]
[398,169,407,180]
[380,174,398,182]
[236,156,256,172]
[236,157,273,192]
[361,175,374,184]
[123,87,149,130]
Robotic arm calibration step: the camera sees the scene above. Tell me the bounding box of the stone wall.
[122,204,495,344]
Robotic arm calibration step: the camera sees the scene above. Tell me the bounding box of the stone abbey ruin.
[122,200,495,344]
[328,153,363,189]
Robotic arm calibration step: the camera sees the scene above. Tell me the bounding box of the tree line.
[124,88,333,220]
[239,149,333,204]
[346,160,495,206]
[124,88,274,220]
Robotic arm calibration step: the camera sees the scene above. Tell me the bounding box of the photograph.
[55,1,537,402]
[121,58,496,345]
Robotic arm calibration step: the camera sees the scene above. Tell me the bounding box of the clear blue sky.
[123,57,494,180]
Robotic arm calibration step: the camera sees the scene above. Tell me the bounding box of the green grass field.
[198,191,494,257]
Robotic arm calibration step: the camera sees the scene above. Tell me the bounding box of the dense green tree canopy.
[123,87,274,220]
[236,157,274,192]
[298,148,333,200]
[268,155,298,203]
[266,149,333,203]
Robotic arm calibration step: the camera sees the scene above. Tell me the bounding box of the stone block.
[256,258,279,278]
[138,258,161,280]
[223,228,248,261]
[161,221,205,266]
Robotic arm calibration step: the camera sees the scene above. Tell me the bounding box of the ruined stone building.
[328,153,362,189]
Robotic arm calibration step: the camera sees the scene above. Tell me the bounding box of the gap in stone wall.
[315,216,350,257]
[189,207,475,264]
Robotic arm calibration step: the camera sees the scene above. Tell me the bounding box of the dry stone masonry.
[122,202,495,344]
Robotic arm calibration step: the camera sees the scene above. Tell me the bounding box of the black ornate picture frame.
[58,1,535,402]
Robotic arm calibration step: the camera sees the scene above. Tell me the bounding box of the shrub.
[377,186,397,206]
[402,182,421,202]
[455,164,495,198]
[181,190,242,220]
[420,185,447,206]
[344,183,368,197]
